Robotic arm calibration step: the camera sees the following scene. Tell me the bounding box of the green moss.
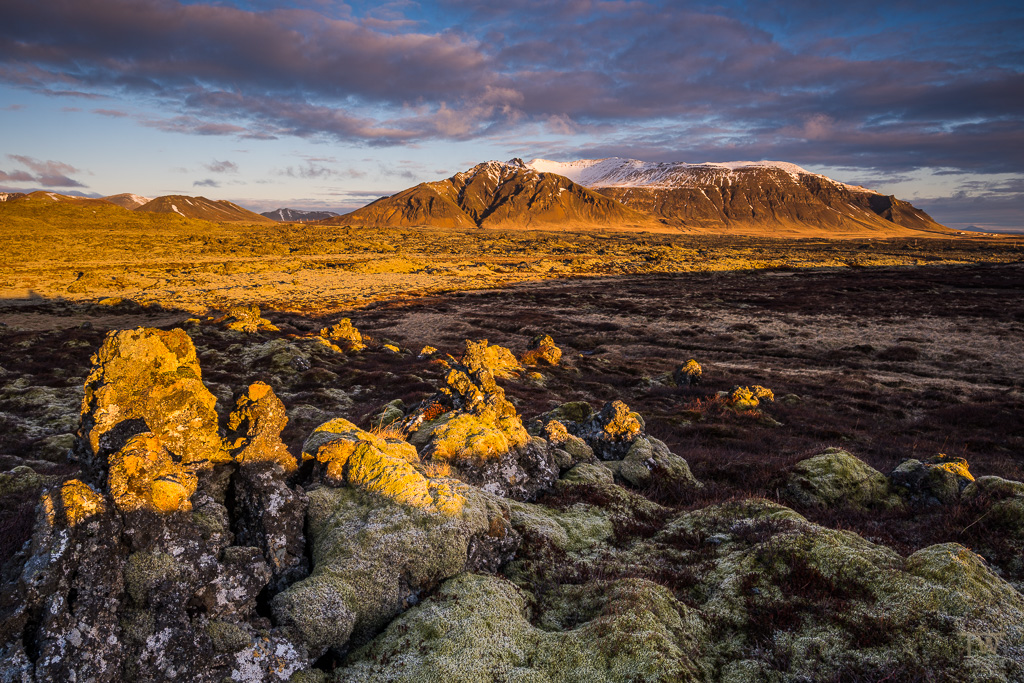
[336,573,707,683]
[124,552,180,606]
[207,620,253,653]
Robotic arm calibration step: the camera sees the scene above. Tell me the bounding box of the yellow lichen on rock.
[108,433,198,513]
[80,327,230,468]
[226,381,297,473]
[41,478,106,527]
[726,384,775,411]
[303,418,463,515]
[318,318,366,352]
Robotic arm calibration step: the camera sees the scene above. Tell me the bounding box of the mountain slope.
[137,195,273,223]
[527,158,952,237]
[103,193,152,210]
[262,208,340,223]
[329,160,655,231]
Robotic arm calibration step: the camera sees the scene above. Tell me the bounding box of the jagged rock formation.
[328,160,654,231]
[401,340,558,500]
[136,195,273,223]
[520,334,562,366]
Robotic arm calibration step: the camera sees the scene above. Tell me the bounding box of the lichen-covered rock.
[108,432,198,513]
[303,418,465,514]
[672,359,702,387]
[459,339,522,379]
[725,384,774,411]
[318,318,366,352]
[271,485,518,656]
[604,435,700,491]
[76,327,230,480]
[226,381,297,474]
[40,478,106,527]
[783,448,901,510]
[961,476,1024,536]
[403,344,557,501]
[891,453,975,504]
[216,304,279,333]
[576,400,644,460]
[335,573,707,683]
[520,334,562,366]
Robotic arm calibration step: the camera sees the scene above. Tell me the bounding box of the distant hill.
[328,159,654,231]
[103,193,152,210]
[261,207,340,223]
[527,158,953,237]
[136,195,274,223]
[0,192,27,202]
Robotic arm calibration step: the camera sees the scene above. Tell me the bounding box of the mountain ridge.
[329,158,953,237]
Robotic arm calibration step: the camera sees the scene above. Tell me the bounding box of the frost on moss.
[336,573,707,683]
[271,484,514,656]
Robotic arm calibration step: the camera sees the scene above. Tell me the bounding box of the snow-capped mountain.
[261,208,340,223]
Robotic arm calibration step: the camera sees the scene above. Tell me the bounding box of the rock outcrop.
[520,334,562,366]
[215,304,279,333]
[403,340,558,500]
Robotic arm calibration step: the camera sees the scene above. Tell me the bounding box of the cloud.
[3,154,87,187]
[0,0,1019,177]
[206,159,238,173]
[193,178,220,187]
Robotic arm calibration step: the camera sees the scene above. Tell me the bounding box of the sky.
[0,0,1022,231]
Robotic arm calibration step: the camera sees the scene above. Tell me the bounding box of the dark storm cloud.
[0,0,1021,177]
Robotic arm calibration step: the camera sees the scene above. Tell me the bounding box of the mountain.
[136,195,274,223]
[526,158,952,237]
[0,192,27,202]
[261,207,340,223]
[328,159,655,231]
[103,193,152,210]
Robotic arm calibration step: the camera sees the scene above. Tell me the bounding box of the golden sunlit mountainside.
[332,159,956,238]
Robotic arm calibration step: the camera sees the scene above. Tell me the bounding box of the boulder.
[226,381,297,474]
[403,343,557,500]
[605,435,700,491]
[303,418,466,515]
[541,419,595,472]
[891,453,974,504]
[107,432,198,513]
[520,334,562,366]
[725,384,774,411]
[782,448,901,510]
[459,339,522,379]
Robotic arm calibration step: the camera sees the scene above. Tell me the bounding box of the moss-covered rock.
[318,318,366,352]
[335,573,708,683]
[782,448,901,510]
[576,400,644,461]
[725,385,774,411]
[605,435,701,491]
[891,453,975,504]
[272,485,518,656]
